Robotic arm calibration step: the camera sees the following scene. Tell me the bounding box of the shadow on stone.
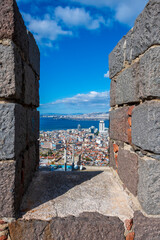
[20,170,103,215]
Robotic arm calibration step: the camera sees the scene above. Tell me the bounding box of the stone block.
[109,0,160,79]
[133,211,160,240]
[115,62,139,105]
[9,220,48,240]
[0,103,26,160]
[9,213,125,240]
[132,0,160,60]
[138,157,160,215]
[110,80,116,107]
[110,106,130,143]
[24,63,39,107]
[109,37,126,79]
[139,46,160,99]
[28,31,40,76]
[0,146,39,218]
[0,0,29,60]
[125,28,134,64]
[132,101,160,154]
[0,161,16,218]
[109,29,135,79]
[15,104,27,158]
[0,42,23,100]
[27,109,39,144]
[114,46,160,105]
[117,148,138,196]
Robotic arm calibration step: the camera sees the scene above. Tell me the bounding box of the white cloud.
[22,13,72,45]
[69,0,148,26]
[55,7,105,30]
[19,0,148,50]
[104,71,109,78]
[40,91,110,114]
[70,0,114,8]
[21,7,108,48]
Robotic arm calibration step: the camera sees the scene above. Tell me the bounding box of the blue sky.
[17,0,148,114]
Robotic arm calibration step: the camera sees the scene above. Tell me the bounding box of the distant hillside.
[41,112,109,120]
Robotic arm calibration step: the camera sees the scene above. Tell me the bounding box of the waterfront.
[40,118,109,131]
[40,121,109,169]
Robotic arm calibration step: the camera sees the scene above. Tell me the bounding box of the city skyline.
[17,0,148,114]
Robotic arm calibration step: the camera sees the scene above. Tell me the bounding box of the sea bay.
[40,118,109,131]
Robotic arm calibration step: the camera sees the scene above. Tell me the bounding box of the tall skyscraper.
[99,121,105,133]
[77,124,81,131]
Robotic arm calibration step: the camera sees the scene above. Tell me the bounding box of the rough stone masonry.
[0,0,160,239]
[109,0,160,238]
[0,0,40,219]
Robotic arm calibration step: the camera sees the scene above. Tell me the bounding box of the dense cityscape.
[40,121,109,171]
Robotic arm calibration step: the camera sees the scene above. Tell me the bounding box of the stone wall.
[109,0,160,218]
[0,0,40,219]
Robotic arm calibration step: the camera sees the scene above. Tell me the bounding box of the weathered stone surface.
[0,42,23,99]
[110,106,130,143]
[46,213,125,240]
[0,104,15,159]
[28,31,40,76]
[0,103,27,160]
[0,0,28,59]
[132,101,160,154]
[133,211,160,240]
[138,157,160,215]
[23,143,39,192]
[109,37,126,78]
[0,41,40,106]
[117,148,138,196]
[21,170,134,222]
[110,80,116,107]
[27,109,39,144]
[132,0,160,60]
[9,219,48,240]
[0,161,16,218]
[114,46,160,105]
[15,104,27,158]
[139,46,160,99]
[125,28,134,64]
[115,62,139,105]
[0,0,40,220]
[109,0,160,79]
[24,63,39,107]
[9,213,125,240]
